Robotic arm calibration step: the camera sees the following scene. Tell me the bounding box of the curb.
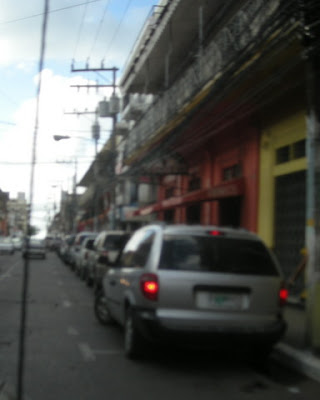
[286,296,305,310]
[273,342,320,383]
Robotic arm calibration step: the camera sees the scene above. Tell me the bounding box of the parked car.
[12,237,23,251]
[69,232,96,270]
[59,234,76,265]
[75,235,98,279]
[95,224,288,359]
[0,237,15,254]
[22,238,46,259]
[90,230,131,289]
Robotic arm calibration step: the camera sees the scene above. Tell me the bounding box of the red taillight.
[209,230,223,236]
[140,273,159,301]
[279,286,289,306]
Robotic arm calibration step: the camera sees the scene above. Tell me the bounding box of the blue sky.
[0,0,154,234]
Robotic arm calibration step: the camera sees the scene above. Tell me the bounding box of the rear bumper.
[23,250,46,258]
[133,308,287,348]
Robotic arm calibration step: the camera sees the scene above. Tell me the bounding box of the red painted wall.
[158,116,259,232]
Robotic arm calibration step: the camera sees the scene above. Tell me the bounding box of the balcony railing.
[124,0,289,162]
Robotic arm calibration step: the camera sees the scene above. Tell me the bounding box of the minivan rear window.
[103,234,129,250]
[159,235,279,276]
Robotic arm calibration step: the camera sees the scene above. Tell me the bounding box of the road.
[1,251,320,400]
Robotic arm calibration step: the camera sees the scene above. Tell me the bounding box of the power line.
[89,0,111,58]
[72,0,91,61]
[0,120,15,126]
[103,0,132,61]
[0,0,102,25]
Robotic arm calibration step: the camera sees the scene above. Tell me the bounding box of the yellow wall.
[258,109,307,248]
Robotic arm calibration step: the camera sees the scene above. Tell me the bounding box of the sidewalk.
[273,298,320,383]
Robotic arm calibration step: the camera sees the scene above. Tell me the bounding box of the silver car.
[96,224,288,359]
[76,235,97,280]
[0,237,15,254]
[91,230,131,290]
[22,238,46,259]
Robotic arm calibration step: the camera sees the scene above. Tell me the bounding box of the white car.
[0,237,15,255]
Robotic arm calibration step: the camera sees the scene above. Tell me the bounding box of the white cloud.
[0,67,113,232]
[0,0,153,233]
[0,1,152,67]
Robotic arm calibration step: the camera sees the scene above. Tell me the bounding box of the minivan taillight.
[279,284,289,306]
[140,274,159,301]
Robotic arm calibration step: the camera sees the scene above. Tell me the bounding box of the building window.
[165,187,175,199]
[276,139,306,165]
[188,176,201,191]
[276,146,290,164]
[293,139,306,159]
[222,164,242,181]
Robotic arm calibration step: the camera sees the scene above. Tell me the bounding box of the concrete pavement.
[2,299,320,400]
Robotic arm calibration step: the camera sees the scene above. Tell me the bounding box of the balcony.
[121,0,296,164]
[121,94,154,121]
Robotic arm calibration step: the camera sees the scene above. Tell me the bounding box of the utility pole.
[71,63,119,231]
[302,0,320,352]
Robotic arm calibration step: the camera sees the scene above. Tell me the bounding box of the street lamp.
[53,135,71,141]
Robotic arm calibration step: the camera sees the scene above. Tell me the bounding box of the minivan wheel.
[124,308,143,359]
[248,344,273,366]
[94,291,113,325]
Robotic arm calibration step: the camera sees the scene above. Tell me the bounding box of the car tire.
[94,290,113,325]
[248,344,273,367]
[124,308,144,359]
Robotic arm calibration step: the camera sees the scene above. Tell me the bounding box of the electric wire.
[88,0,111,59]
[0,0,102,25]
[72,0,91,61]
[103,0,133,62]
[17,2,49,399]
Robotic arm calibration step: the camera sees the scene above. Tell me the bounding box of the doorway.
[186,204,202,224]
[219,197,242,227]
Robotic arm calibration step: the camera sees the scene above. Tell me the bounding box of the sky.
[0,0,155,235]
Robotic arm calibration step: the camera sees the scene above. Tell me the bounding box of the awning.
[130,178,245,217]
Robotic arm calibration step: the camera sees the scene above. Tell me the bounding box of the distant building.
[0,189,9,235]
[7,192,28,236]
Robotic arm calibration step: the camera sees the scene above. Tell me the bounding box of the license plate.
[195,292,249,311]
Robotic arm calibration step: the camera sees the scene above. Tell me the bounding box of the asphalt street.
[1,251,320,400]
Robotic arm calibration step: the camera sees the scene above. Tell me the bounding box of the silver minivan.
[96,224,288,359]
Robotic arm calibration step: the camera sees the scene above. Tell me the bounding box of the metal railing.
[124,0,286,160]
